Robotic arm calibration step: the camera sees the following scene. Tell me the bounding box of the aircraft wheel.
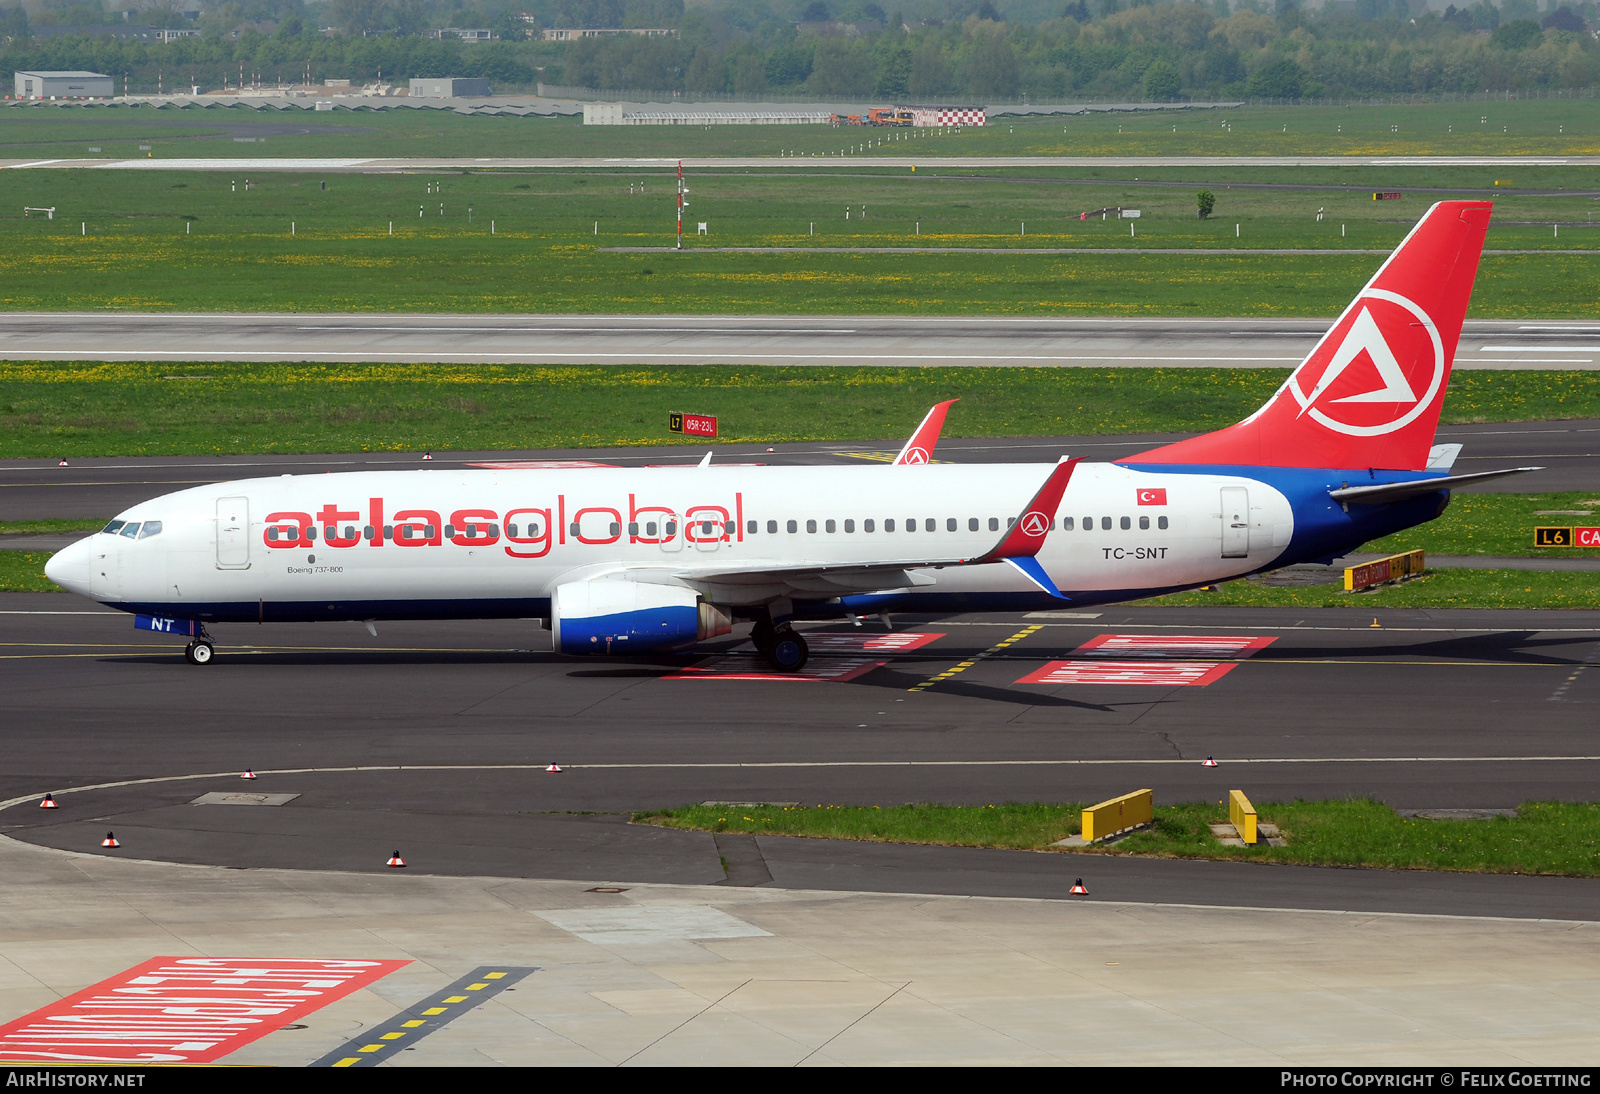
[185,640,215,666]
[750,621,775,654]
[765,629,808,673]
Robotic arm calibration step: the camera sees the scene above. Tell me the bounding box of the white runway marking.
[7,754,1600,816]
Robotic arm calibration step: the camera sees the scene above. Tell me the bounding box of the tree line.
[2,0,1598,98]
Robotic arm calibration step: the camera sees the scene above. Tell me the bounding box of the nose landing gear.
[184,631,216,665]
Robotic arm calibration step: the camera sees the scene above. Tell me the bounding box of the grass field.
[0,551,54,591]
[6,99,1600,161]
[0,157,1596,314]
[1,363,1596,457]
[639,798,1600,878]
[1369,492,1600,558]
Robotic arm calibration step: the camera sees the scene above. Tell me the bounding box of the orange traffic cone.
[1069,878,1088,895]
[101,832,119,848]
[546,763,562,773]
[1202,757,1218,767]
[241,769,257,780]
[40,794,58,809]
[386,851,406,868]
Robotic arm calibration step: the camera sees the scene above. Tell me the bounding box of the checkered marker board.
[667,631,943,682]
[0,957,409,1064]
[1016,634,1276,688]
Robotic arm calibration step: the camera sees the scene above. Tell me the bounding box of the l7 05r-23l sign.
[668,412,717,438]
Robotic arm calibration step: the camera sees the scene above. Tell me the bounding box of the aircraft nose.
[44,536,92,596]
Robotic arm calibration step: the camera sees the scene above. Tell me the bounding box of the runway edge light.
[387,851,406,868]
[1202,757,1218,768]
[546,763,562,773]
[241,769,257,780]
[101,832,119,848]
[1069,879,1088,895]
[40,794,57,809]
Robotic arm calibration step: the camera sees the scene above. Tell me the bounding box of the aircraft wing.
[671,457,1081,598]
[893,399,959,465]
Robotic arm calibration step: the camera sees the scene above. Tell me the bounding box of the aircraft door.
[687,514,723,553]
[1220,487,1249,558]
[216,496,251,569]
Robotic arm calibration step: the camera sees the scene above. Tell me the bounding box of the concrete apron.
[1,834,1597,1066]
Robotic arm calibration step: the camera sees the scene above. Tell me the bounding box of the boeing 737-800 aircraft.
[45,200,1534,670]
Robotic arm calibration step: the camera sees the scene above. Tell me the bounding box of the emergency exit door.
[216,496,250,568]
[1220,487,1249,559]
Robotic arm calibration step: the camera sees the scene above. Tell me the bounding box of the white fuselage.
[47,462,1295,621]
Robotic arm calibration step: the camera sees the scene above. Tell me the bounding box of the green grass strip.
[1370,492,1600,559]
[639,799,1600,877]
[0,519,106,535]
[1,363,1598,458]
[0,551,59,592]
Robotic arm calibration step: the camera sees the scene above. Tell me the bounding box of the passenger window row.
[737,515,1170,533]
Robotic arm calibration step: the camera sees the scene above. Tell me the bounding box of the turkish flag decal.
[1137,488,1167,506]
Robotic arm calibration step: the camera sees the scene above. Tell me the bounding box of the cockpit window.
[137,521,162,539]
[119,522,141,539]
[102,521,125,535]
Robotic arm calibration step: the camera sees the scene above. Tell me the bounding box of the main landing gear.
[751,620,808,673]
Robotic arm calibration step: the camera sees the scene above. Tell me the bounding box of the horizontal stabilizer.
[1328,466,1541,505]
[1426,443,1463,471]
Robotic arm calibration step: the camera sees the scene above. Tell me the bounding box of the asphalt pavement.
[3,596,1598,918]
[3,313,1598,369]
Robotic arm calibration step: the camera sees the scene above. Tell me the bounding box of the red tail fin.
[1126,200,1492,471]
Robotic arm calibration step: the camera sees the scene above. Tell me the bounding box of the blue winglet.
[1004,556,1067,600]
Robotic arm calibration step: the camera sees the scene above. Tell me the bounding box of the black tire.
[185,641,215,666]
[765,629,808,673]
[750,621,775,654]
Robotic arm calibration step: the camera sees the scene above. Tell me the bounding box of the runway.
[3,596,1598,919]
[4,313,1600,369]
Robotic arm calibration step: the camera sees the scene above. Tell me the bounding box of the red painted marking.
[667,658,884,683]
[0,957,408,1064]
[682,414,717,438]
[1016,661,1241,687]
[1074,634,1276,659]
[861,632,943,652]
[666,632,942,682]
[1017,634,1273,687]
[1578,527,1600,547]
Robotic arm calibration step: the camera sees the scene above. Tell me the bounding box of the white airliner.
[46,201,1534,669]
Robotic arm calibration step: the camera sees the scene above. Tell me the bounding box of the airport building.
[12,70,115,100]
[408,77,492,98]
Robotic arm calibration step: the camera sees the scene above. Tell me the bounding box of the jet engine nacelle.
[551,579,732,655]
